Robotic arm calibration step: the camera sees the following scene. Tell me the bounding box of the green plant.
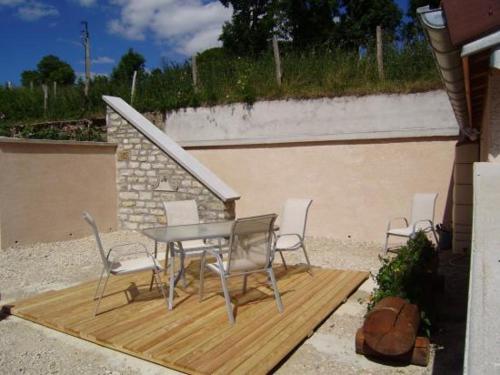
[369,231,437,335]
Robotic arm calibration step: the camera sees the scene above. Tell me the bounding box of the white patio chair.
[383,193,439,254]
[163,200,221,286]
[274,198,313,274]
[199,214,283,324]
[82,212,168,316]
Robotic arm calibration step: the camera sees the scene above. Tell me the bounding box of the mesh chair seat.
[109,257,162,275]
[387,223,434,237]
[275,234,302,250]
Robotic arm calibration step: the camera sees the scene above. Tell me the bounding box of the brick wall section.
[107,107,235,230]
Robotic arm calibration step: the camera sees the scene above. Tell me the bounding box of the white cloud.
[76,0,96,6]
[17,1,59,21]
[107,0,232,55]
[0,0,23,6]
[91,56,115,64]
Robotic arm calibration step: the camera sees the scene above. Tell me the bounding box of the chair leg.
[278,251,288,270]
[154,271,169,309]
[199,252,207,302]
[432,227,439,250]
[149,271,155,292]
[301,243,313,275]
[383,233,390,254]
[180,251,187,288]
[219,274,235,324]
[267,268,284,313]
[242,274,248,294]
[93,267,105,300]
[94,270,111,317]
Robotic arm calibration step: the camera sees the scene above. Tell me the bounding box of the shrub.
[369,231,437,335]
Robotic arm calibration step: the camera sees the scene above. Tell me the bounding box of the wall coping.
[103,95,240,202]
[179,129,459,148]
[0,137,117,148]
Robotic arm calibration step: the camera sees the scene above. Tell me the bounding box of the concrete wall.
[166,90,459,147]
[189,137,456,243]
[0,138,118,249]
[464,163,500,374]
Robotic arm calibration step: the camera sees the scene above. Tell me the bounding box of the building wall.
[107,108,234,231]
[453,143,478,253]
[0,138,117,249]
[189,137,456,243]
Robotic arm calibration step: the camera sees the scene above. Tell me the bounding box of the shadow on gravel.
[0,304,13,321]
[432,249,470,374]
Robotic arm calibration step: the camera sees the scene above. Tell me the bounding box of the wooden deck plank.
[10,263,368,375]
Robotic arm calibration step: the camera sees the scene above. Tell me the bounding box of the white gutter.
[417,6,471,136]
[103,95,240,202]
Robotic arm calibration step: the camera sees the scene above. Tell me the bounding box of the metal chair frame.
[83,212,168,316]
[199,214,283,324]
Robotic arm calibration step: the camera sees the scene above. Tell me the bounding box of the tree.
[111,48,146,83]
[20,70,40,87]
[20,55,75,86]
[37,55,76,84]
[403,0,440,42]
[278,0,341,49]
[340,0,402,49]
[219,0,277,56]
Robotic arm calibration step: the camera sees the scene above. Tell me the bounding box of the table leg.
[149,240,159,291]
[168,244,175,310]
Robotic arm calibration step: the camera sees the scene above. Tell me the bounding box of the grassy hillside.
[0,42,441,137]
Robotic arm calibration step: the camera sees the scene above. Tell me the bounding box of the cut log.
[355,328,431,366]
[363,296,420,356]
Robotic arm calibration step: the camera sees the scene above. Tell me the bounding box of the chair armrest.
[386,217,409,232]
[202,248,227,273]
[411,220,435,235]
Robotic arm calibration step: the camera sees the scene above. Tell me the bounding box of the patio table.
[142,221,234,310]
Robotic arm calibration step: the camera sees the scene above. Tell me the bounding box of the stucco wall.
[166,90,458,146]
[189,138,456,243]
[0,138,118,249]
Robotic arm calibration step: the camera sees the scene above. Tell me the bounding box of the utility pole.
[81,21,91,97]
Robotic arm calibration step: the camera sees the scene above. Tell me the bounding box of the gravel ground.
[0,232,440,374]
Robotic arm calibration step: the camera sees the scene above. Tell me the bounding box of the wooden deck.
[10,261,368,374]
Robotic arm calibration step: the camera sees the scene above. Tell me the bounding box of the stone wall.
[107,107,234,230]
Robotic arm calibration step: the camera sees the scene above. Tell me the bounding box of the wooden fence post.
[130,70,137,104]
[53,81,57,98]
[376,25,384,80]
[42,84,48,115]
[272,35,282,86]
[30,81,33,91]
[192,54,198,92]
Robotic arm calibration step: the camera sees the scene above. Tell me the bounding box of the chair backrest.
[227,214,277,274]
[410,193,438,224]
[163,200,200,226]
[82,211,109,269]
[279,198,313,238]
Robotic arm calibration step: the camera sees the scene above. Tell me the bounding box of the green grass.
[0,42,441,137]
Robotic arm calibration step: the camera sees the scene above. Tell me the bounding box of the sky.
[0,0,410,85]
